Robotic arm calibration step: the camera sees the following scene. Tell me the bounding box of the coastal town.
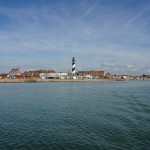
[0,68,149,82]
[0,57,149,82]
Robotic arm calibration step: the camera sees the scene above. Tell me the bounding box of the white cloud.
[101,62,116,67]
[126,64,137,69]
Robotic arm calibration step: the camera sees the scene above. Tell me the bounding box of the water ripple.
[0,81,150,149]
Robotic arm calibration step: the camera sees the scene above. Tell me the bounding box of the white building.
[39,73,68,79]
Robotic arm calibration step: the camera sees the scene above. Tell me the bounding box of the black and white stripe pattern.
[72,57,75,74]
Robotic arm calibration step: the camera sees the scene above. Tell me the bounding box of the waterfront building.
[9,68,21,76]
[9,68,21,79]
[39,72,68,79]
[0,74,9,79]
[24,70,55,78]
[77,70,105,79]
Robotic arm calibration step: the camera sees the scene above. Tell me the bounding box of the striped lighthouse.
[72,57,75,74]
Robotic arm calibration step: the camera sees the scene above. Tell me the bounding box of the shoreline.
[0,78,118,83]
[0,78,148,83]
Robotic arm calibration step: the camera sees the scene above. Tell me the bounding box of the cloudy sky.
[0,0,150,75]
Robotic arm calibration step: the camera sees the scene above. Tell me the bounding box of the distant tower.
[72,57,75,74]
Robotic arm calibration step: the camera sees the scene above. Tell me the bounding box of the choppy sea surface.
[0,81,150,150]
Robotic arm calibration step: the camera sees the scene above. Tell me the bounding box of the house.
[77,70,105,78]
[9,68,21,78]
[39,72,68,79]
[1,74,9,79]
[24,70,55,78]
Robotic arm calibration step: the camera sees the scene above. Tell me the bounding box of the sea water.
[0,81,150,150]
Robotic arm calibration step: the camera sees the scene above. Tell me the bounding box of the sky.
[0,0,150,75]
